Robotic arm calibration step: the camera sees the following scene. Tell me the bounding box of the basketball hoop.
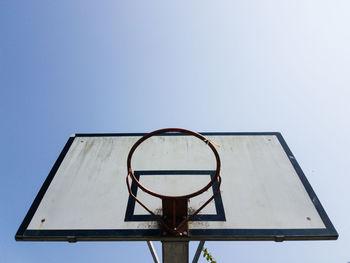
[126,128,222,237]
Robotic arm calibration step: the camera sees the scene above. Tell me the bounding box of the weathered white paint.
[28,135,325,231]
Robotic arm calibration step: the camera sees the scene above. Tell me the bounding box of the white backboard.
[16,132,337,241]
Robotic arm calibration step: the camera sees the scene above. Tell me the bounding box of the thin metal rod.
[192,241,205,263]
[147,241,160,263]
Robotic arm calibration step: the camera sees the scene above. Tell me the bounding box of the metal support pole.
[192,241,205,263]
[162,241,189,263]
[147,241,160,263]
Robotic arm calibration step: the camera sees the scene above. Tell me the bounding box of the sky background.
[1,0,349,262]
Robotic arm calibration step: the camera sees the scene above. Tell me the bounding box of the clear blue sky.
[1,1,349,262]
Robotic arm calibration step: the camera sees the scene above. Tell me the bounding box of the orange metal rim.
[126,128,221,199]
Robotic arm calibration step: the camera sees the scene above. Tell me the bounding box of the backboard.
[16,131,338,242]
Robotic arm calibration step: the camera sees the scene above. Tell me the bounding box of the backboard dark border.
[15,132,338,242]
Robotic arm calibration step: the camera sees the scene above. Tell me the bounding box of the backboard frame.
[15,132,338,242]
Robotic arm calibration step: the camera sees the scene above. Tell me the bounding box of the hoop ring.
[127,128,221,199]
